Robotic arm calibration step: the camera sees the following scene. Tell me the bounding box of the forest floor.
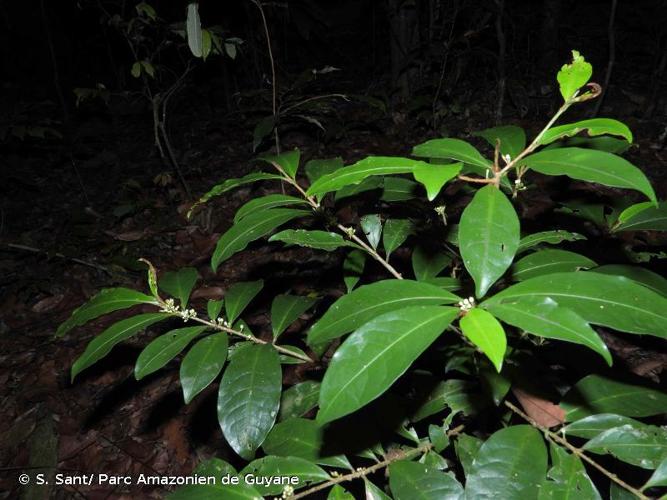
[1,90,666,499]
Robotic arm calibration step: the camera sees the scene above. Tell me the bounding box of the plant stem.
[290,425,465,499]
[504,401,649,500]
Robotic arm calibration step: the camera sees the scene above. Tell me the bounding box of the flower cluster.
[160,298,196,321]
[457,296,475,312]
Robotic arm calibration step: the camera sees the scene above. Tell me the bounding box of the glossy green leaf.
[270,229,358,251]
[335,176,383,201]
[186,3,202,58]
[389,461,464,500]
[135,326,207,380]
[479,362,511,405]
[483,297,611,365]
[360,214,382,249]
[517,230,586,253]
[317,306,458,424]
[557,50,592,101]
[328,485,355,499]
[523,148,657,204]
[613,201,667,231]
[411,138,492,176]
[259,149,300,178]
[262,418,351,469]
[212,209,310,270]
[234,195,308,223]
[546,135,632,154]
[277,345,310,365]
[591,265,667,296]
[217,344,282,459]
[459,308,506,372]
[225,280,264,324]
[425,277,460,291]
[459,185,520,297]
[411,379,484,421]
[306,156,430,196]
[343,249,366,292]
[207,299,224,320]
[169,483,261,500]
[563,414,645,439]
[540,118,632,146]
[191,172,283,212]
[412,162,462,201]
[71,313,167,380]
[644,457,667,489]
[412,246,451,281]
[365,479,393,500]
[484,271,667,338]
[180,333,228,403]
[512,250,596,281]
[475,125,527,159]
[159,267,199,307]
[383,177,418,201]
[271,294,318,339]
[465,425,547,499]
[539,442,601,500]
[307,280,460,345]
[561,374,667,420]
[305,157,344,183]
[584,424,667,469]
[240,456,328,496]
[383,219,413,257]
[56,288,158,337]
[278,381,321,421]
[455,434,483,478]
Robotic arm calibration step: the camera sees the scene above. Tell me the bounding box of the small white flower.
[457,296,476,312]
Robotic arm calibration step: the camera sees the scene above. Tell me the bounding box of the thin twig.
[591,0,617,117]
[457,175,495,184]
[290,425,465,499]
[280,94,349,115]
[2,243,110,274]
[504,401,649,500]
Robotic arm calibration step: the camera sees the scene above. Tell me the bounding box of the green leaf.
[583,424,667,469]
[306,156,431,196]
[234,195,308,223]
[412,246,451,281]
[317,306,458,424]
[365,479,393,500]
[135,326,207,380]
[517,230,586,253]
[483,296,611,365]
[512,249,596,281]
[186,3,203,58]
[613,201,667,231]
[412,162,462,201]
[563,414,645,439]
[131,61,142,78]
[484,271,667,338]
[191,172,283,213]
[411,379,484,421]
[539,442,601,500]
[459,308,506,372]
[455,434,483,478]
[140,258,160,298]
[207,299,224,320]
[459,185,520,297]
[523,148,657,204]
[270,229,358,251]
[546,135,632,154]
[240,456,329,496]
[591,265,667,296]
[561,375,667,420]
[465,425,548,500]
[335,176,383,201]
[411,138,492,177]
[201,29,212,60]
[212,208,310,270]
[271,294,318,339]
[475,125,527,159]
[383,219,413,257]
[644,457,667,489]
[72,313,167,380]
[169,483,261,500]
[382,177,418,201]
[557,50,592,101]
[225,280,264,324]
[360,214,382,249]
[159,267,199,307]
[389,461,464,500]
[253,116,275,151]
[479,362,511,406]
[307,280,460,345]
[343,249,365,292]
[56,288,158,337]
[328,485,355,500]
[217,344,282,459]
[540,118,633,146]
[278,381,321,421]
[180,333,228,403]
[262,418,351,469]
[305,157,344,183]
[259,149,301,178]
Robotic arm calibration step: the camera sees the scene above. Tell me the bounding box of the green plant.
[58,51,667,499]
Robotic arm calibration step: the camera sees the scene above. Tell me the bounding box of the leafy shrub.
[58,51,667,499]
